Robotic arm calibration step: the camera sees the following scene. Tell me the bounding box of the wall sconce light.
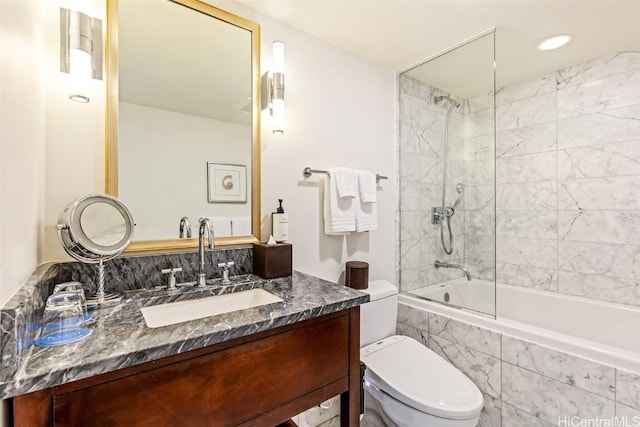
[261,41,285,134]
[60,7,103,103]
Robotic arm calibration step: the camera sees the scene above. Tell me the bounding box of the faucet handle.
[161,267,183,274]
[161,267,183,290]
[217,262,234,284]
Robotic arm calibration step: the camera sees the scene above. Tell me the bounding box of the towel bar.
[303,167,388,184]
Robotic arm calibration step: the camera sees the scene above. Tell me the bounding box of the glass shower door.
[398,31,496,317]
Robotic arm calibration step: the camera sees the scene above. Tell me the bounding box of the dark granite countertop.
[0,271,368,399]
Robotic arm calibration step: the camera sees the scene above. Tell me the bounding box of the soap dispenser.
[272,199,289,242]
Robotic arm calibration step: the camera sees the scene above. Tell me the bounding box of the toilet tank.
[359,280,399,347]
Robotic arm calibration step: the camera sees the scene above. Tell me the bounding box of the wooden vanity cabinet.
[12,308,361,427]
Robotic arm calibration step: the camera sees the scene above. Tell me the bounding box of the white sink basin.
[141,288,283,328]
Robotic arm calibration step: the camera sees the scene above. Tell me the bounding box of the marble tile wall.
[398,75,467,292]
[399,75,498,294]
[496,46,640,307]
[465,94,496,281]
[495,70,560,295]
[397,304,640,426]
[399,46,640,309]
[55,247,253,294]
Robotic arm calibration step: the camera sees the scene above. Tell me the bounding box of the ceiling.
[119,0,252,124]
[236,0,640,97]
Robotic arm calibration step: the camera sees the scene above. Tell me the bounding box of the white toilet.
[359,280,483,427]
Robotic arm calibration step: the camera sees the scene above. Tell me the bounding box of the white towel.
[355,193,378,232]
[356,170,377,204]
[323,174,355,235]
[332,167,358,199]
[208,217,232,236]
[231,217,251,236]
[355,170,378,232]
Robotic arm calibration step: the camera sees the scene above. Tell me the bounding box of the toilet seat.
[361,335,483,420]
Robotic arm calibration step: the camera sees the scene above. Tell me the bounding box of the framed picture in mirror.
[207,162,247,203]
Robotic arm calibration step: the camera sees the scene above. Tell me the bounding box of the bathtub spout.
[434,260,472,281]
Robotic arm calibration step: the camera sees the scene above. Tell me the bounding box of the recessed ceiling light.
[69,94,90,103]
[537,34,573,51]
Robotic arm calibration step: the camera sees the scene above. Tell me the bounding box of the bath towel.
[323,170,356,235]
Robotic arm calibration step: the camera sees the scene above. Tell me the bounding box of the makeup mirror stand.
[57,193,135,307]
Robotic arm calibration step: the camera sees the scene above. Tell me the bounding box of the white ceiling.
[119,0,252,124]
[236,0,640,97]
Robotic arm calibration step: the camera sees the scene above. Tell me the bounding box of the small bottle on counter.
[272,199,289,242]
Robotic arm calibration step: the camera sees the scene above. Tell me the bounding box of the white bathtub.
[403,278,640,373]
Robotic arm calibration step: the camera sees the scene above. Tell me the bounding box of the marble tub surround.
[494,46,640,308]
[399,67,497,305]
[398,46,640,311]
[397,303,640,426]
[0,270,368,399]
[398,75,472,292]
[55,246,253,295]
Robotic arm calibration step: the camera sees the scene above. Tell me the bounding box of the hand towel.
[355,170,377,231]
[323,172,355,235]
[332,167,358,199]
[356,170,377,204]
[231,217,251,236]
[208,217,232,236]
[355,192,378,232]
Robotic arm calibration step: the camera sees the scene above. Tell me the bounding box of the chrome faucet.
[197,218,215,287]
[179,216,191,238]
[434,260,472,281]
[217,261,235,285]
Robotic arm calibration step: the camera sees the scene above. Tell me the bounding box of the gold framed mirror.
[105,0,261,252]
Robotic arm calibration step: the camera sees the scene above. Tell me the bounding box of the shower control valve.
[431,206,455,224]
[432,207,444,224]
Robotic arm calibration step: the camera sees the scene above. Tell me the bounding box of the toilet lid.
[361,335,484,420]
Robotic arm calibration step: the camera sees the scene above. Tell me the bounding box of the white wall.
[215,0,397,285]
[119,102,251,240]
[0,0,46,304]
[0,1,46,424]
[42,0,106,262]
[41,0,398,286]
[1,1,395,423]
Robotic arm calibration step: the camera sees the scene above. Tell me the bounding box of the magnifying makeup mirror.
[57,194,135,306]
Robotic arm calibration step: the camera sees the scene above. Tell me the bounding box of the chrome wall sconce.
[261,41,285,134]
[60,7,103,103]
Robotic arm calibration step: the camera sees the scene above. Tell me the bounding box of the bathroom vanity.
[3,271,368,426]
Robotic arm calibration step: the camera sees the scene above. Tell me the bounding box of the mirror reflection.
[80,202,127,247]
[109,0,260,248]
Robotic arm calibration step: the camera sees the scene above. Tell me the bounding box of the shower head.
[434,95,461,109]
[451,183,465,210]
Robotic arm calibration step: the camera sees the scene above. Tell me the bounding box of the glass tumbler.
[41,290,88,335]
[53,281,84,294]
